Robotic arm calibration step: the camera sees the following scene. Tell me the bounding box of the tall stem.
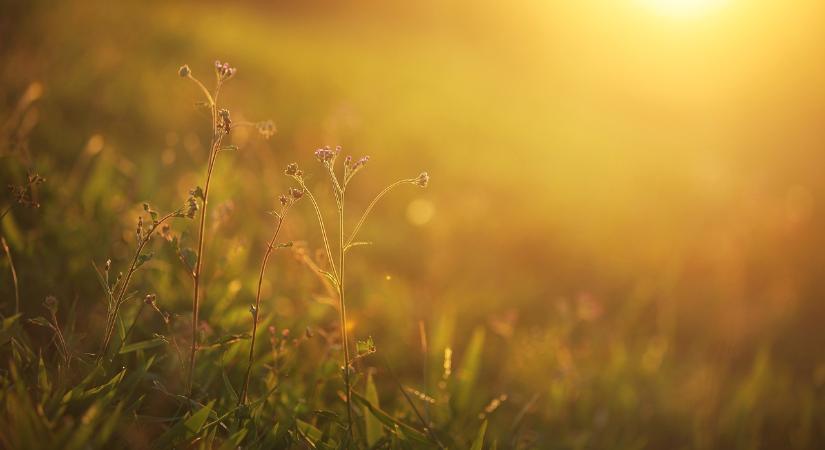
[188,141,219,394]
[187,79,222,395]
[338,190,354,439]
[239,218,284,405]
[345,179,411,247]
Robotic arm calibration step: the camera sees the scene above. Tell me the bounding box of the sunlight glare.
[640,0,728,18]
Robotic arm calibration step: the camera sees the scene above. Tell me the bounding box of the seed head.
[415,171,430,188]
[178,65,191,77]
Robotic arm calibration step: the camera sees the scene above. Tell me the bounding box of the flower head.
[415,172,429,188]
[285,163,303,178]
[214,60,237,81]
[178,65,191,77]
[289,187,304,200]
[314,145,340,164]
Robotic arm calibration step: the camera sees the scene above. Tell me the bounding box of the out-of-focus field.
[2,0,825,447]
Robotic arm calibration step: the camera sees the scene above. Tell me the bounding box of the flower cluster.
[285,162,303,178]
[7,172,45,209]
[214,60,237,81]
[279,187,304,207]
[314,145,340,164]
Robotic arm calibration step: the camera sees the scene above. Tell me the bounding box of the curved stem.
[1,237,19,315]
[300,183,339,281]
[239,217,284,405]
[345,179,412,247]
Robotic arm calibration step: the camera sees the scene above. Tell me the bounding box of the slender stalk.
[239,217,284,405]
[345,179,412,247]
[187,75,224,395]
[300,184,338,280]
[338,190,354,439]
[1,237,19,315]
[98,212,178,360]
[0,205,12,222]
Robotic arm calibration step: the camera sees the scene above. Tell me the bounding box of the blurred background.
[2,0,825,447]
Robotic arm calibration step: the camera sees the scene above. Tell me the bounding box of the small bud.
[415,171,430,188]
[279,194,290,206]
[144,294,157,305]
[289,187,304,200]
[178,65,191,77]
[105,259,112,272]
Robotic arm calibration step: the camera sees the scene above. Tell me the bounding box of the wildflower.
[279,194,290,207]
[178,65,191,77]
[415,171,429,188]
[314,145,339,164]
[214,60,237,81]
[289,187,304,200]
[351,155,369,171]
[285,163,302,178]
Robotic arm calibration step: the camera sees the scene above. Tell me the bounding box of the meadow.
[1,1,825,448]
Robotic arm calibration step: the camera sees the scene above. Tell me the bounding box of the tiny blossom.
[289,187,304,200]
[415,171,430,188]
[178,65,190,77]
[351,155,370,171]
[279,194,290,206]
[344,155,353,168]
[314,145,339,163]
[285,163,302,177]
[214,60,237,81]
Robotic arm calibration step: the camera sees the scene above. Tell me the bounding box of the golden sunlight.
[640,0,728,17]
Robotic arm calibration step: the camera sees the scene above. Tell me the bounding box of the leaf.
[344,241,373,253]
[222,366,238,405]
[27,317,52,329]
[351,391,432,445]
[470,420,488,450]
[119,337,167,354]
[357,336,376,356]
[153,401,215,448]
[364,372,384,447]
[455,327,485,411]
[135,252,153,269]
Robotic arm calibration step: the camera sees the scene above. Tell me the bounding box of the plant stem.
[239,217,284,405]
[1,237,19,315]
[338,190,354,439]
[188,82,223,395]
[300,184,338,280]
[345,179,411,247]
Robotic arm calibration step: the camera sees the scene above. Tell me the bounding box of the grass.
[2,1,825,449]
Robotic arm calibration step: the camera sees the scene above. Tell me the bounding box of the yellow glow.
[641,0,727,17]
